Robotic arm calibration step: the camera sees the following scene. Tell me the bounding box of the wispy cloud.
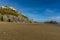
[51,16,60,20]
[45,9,54,13]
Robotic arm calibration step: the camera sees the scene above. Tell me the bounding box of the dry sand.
[0,22,60,40]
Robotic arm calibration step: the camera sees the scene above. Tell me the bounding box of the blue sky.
[0,0,60,22]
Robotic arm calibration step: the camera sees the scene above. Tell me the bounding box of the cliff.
[0,6,33,23]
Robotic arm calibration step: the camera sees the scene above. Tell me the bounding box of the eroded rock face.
[0,14,33,23]
[0,15,20,22]
[3,15,8,22]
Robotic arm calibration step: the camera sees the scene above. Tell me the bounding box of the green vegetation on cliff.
[0,6,20,17]
[0,6,28,18]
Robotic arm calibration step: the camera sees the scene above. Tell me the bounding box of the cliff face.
[0,6,32,23]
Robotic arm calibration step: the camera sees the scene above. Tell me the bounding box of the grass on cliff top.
[0,7,28,19]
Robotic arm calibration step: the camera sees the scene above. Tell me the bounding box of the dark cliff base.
[0,23,60,40]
